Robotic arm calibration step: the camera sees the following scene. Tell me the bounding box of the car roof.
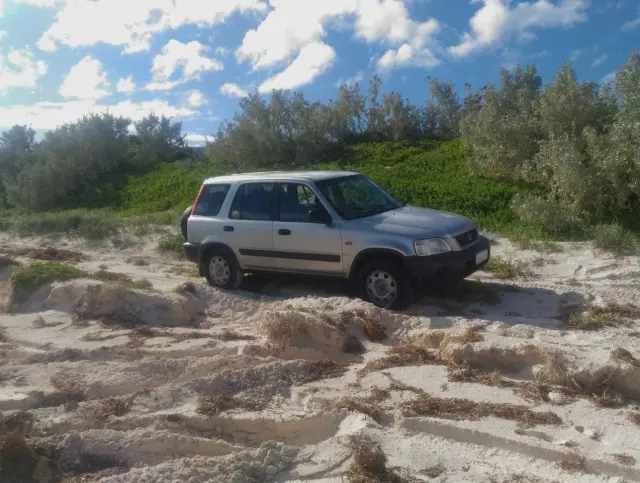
[203,170,360,184]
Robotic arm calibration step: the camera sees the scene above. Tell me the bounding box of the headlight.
[414,238,452,256]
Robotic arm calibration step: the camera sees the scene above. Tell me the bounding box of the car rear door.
[271,181,344,276]
[220,181,278,270]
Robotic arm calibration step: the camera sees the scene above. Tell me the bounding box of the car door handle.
[278,229,291,236]
[223,226,234,232]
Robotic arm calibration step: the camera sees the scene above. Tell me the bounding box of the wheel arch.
[348,248,408,282]
[199,242,238,276]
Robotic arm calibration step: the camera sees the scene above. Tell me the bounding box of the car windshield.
[315,174,402,220]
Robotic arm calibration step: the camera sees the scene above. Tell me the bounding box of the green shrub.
[130,278,153,290]
[12,210,120,241]
[484,256,533,279]
[10,262,88,306]
[157,233,184,255]
[119,162,213,215]
[592,223,636,252]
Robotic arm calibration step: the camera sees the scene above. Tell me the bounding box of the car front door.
[222,182,277,270]
[272,182,344,276]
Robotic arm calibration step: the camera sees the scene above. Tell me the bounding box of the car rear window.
[193,184,231,216]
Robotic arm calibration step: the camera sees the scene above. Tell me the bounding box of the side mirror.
[308,207,332,224]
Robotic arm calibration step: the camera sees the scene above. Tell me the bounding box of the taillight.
[192,184,205,214]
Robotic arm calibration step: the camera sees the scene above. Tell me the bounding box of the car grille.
[455,228,478,248]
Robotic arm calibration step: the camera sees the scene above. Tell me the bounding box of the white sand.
[0,233,639,482]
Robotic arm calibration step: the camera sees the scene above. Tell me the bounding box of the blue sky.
[0,0,638,145]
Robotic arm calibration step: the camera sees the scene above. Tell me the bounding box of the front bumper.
[404,235,490,286]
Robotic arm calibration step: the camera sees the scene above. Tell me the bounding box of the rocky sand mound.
[0,234,639,482]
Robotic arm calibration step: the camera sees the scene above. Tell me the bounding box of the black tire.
[357,259,414,310]
[203,249,243,289]
[180,205,192,241]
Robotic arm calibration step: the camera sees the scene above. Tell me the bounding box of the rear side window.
[229,183,275,221]
[193,184,231,216]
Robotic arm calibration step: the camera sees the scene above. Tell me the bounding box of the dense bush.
[1,51,639,244]
[0,114,188,211]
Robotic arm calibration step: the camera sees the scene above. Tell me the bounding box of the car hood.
[357,205,475,238]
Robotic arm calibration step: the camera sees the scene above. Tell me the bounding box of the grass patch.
[511,236,561,252]
[592,223,637,252]
[130,278,153,290]
[93,269,153,290]
[12,209,120,241]
[174,282,197,294]
[341,309,386,342]
[561,302,640,330]
[126,256,149,266]
[82,397,131,422]
[297,360,351,384]
[157,233,184,255]
[197,394,267,416]
[346,436,405,483]
[10,262,87,307]
[363,345,439,373]
[484,256,533,279]
[0,246,87,263]
[215,329,256,342]
[403,393,561,427]
[9,262,158,309]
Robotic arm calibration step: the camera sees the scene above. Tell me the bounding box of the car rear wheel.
[357,259,413,310]
[203,250,243,289]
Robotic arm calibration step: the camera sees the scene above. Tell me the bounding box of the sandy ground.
[0,232,639,483]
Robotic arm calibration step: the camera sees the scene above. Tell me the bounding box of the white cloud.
[0,99,197,131]
[450,0,588,58]
[0,48,47,95]
[184,133,209,145]
[116,76,136,94]
[622,7,640,32]
[0,31,7,41]
[569,48,583,62]
[186,90,207,107]
[59,56,110,100]
[0,0,4,17]
[355,0,426,44]
[13,0,61,6]
[238,0,441,85]
[376,18,440,70]
[36,0,267,53]
[259,41,336,93]
[592,53,608,68]
[146,39,223,91]
[601,71,616,84]
[220,83,249,98]
[335,71,364,87]
[237,0,352,70]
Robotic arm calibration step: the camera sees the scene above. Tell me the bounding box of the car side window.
[192,184,231,216]
[229,183,275,221]
[278,183,321,223]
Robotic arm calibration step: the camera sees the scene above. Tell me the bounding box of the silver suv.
[183,171,490,309]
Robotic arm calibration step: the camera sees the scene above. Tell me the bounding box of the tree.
[461,64,543,178]
[133,114,185,164]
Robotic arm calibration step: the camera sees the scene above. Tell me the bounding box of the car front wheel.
[203,251,243,289]
[357,259,413,310]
